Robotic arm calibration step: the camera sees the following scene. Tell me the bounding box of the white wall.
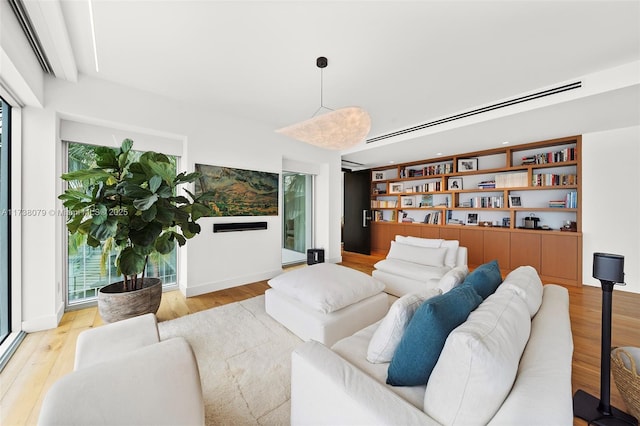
[582,126,640,293]
[18,75,341,331]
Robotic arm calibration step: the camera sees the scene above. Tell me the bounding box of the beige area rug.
[157,295,302,425]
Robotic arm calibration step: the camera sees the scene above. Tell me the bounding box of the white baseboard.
[182,268,284,297]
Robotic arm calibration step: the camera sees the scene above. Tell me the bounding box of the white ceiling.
[53,0,640,168]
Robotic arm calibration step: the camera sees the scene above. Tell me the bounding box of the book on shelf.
[495,172,528,188]
[532,173,577,186]
[521,147,576,165]
[548,200,566,208]
[477,180,496,189]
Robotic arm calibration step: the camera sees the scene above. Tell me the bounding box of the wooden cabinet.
[368,135,583,286]
[510,232,541,272]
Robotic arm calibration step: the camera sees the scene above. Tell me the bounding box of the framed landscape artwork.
[194,164,279,216]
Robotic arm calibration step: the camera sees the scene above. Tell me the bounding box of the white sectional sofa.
[291,265,574,425]
[373,235,468,297]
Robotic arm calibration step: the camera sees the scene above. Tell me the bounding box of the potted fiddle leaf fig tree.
[59,138,214,322]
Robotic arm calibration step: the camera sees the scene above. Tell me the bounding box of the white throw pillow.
[402,236,444,248]
[496,265,543,317]
[440,240,460,268]
[437,265,469,293]
[386,241,447,267]
[424,291,531,425]
[367,288,442,364]
[267,263,385,313]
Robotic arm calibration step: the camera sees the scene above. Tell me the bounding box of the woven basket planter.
[98,278,162,323]
[611,347,640,420]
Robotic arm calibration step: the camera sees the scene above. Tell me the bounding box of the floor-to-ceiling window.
[282,172,314,265]
[0,98,11,343]
[64,142,178,307]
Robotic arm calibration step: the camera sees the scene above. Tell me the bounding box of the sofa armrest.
[291,340,438,426]
[488,285,573,425]
[74,312,160,370]
[456,246,468,268]
[39,337,204,426]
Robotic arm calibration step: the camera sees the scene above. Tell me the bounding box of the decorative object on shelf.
[466,213,479,226]
[276,57,371,150]
[59,139,215,323]
[389,183,403,194]
[457,158,478,172]
[448,177,463,190]
[419,194,433,207]
[509,195,522,207]
[401,196,415,208]
[574,253,638,426]
[522,214,540,229]
[502,217,510,228]
[562,221,578,232]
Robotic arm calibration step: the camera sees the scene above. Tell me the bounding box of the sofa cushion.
[332,322,427,410]
[424,290,531,425]
[496,265,543,317]
[396,235,443,248]
[462,259,502,299]
[441,240,460,268]
[387,241,447,267]
[267,263,384,313]
[374,258,450,282]
[386,285,483,386]
[367,288,442,364]
[437,265,469,293]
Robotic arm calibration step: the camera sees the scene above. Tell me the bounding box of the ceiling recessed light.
[436,152,443,156]
[502,141,510,145]
[389,160,395,164]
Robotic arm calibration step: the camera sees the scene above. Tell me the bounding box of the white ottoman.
[265,263,389,347]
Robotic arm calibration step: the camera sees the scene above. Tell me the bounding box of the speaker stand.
[573,281,638,426]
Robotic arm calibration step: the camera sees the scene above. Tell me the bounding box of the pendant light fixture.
[276,57,371,150]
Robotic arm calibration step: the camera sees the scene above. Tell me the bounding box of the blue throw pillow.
[462,259,502,299]
[386,285,483,386]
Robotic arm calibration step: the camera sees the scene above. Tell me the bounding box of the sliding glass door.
[282,172,314,265]
[0,99,10,343]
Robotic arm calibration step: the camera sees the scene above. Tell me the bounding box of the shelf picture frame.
[509,195,522,207]
[466,213,479,226]
[389,183,403,194]
[457,158,478,172]
[401,196,415,208]
[448,177,463,190]
[373,171,385,181]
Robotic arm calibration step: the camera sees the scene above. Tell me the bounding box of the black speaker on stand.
[573,253,638,426]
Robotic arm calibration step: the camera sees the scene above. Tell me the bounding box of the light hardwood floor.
[1,252,638,425]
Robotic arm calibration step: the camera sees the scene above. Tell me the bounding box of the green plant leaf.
[191,202,213,221]
[118,246,146,276]
[155,185,172,198]
[154,203,175,224]
[121,138,134,154]
[149,175,162,193]
[89,217,118,241]
[133,194,159,211]
[175,171,200,184]
[91,204,108,225]
[155,232,174,254]
[147,160,174,185]
[61,169,112,182]
[95,147,118,168]
[129,221,162,246]
[141,204,157,222]
[119,182,152,198]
